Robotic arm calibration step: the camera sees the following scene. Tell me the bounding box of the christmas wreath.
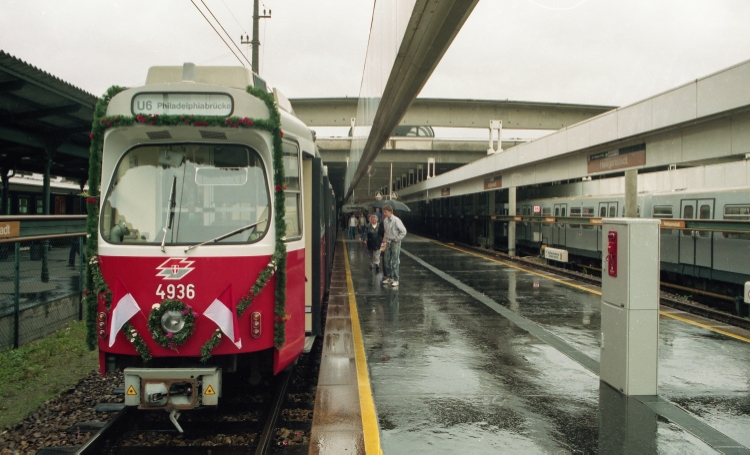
[147,300,198,350]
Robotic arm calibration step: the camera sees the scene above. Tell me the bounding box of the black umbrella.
[369,199,411,212]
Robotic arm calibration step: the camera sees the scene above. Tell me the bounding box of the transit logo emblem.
[156,258,195,280]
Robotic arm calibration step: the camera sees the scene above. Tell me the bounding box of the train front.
[90,69,306,420]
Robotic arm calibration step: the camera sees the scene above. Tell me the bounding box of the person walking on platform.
[381,205,407,287]
[348,213,357,239]
[358,212,366,239]
[363,214,383,272]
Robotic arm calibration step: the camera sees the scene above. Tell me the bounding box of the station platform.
[311,234,750,454]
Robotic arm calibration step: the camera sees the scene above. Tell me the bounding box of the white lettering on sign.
[0,222,20,239]
[133,93,233,116]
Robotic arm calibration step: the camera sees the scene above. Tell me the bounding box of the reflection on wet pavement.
[347,237,750,453]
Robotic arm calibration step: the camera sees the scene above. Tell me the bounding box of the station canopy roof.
[0,50,97,183]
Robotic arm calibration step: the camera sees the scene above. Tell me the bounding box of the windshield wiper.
[184,218,267,253]
[160,176,177,253]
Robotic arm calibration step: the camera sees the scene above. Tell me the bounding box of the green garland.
[84,84,289,359]
[147,300,198,350]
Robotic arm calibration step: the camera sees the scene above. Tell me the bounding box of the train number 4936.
[156,283,195,300]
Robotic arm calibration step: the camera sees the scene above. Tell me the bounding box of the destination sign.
[132,93,233,116]
[484,175,502,190]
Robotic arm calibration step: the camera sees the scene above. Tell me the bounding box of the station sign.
[132,92,233,117]
[484,175,502,190]
[544,247,569,263]
[441,187,450,197]
[0,221,20,239]
[660,219,685,229]
[588,144,646,174]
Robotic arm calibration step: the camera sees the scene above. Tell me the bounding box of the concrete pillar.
[470,193,479,242]
[488,190,496,248]
[624,169,637,217]
[508,186,516,257]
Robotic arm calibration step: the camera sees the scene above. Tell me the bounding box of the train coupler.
[124,367,221,410]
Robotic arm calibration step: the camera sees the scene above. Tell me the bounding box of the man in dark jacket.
[363,214,383,272]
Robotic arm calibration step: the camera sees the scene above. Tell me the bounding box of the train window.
[561,207,566,216]
[282,141,302,240]
[570,207,581,228]
[542,207,551,216]
[555,207,559,216]
[653,205,673,234]
[36,199,43,214]
[18,197,29,214]
[682,205,694,236]
[102,144,270,246]
[600,206,606,217]
[723,205,750,240]
[608,206,616,218]
[582,207,594,229]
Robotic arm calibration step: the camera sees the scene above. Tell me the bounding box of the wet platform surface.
[346,236,750,454]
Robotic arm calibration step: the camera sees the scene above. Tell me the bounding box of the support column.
[0,168,13,215]
[488,190,496,248]
[470,193,478,243]
[508,186,516,257]
[624,169,637,218]
[41,146,55,282]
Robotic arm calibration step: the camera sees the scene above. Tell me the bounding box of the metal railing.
[0,216,86,351]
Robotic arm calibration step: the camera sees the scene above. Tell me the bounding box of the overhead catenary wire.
[189,0,246,67]
[199,0,252,67]
[219,0,247,33]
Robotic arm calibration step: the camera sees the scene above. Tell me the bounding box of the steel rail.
[255,365,294,455]
[76,406,133,455]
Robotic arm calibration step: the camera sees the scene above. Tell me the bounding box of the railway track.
[444,240,750,332]
[33,344,320,455]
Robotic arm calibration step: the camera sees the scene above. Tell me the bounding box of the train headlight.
[161,310,185,333]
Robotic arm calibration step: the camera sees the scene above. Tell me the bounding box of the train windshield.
[102,144,270,246]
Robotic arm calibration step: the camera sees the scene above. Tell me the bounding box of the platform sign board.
[0,221,20,239]
[484,175,502,190]
[745,281,750,304]
[544,247,569,263]
[588,144,646,174]
[660,219,685,229]
[441,187,450,197]
[132,93,233,116]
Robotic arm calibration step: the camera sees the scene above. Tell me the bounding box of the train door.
[679,199,714,267]
[553,203,566,246]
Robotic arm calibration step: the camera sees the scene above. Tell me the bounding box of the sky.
[1,0,750,109]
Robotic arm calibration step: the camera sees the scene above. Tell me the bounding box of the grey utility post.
[624,169,637,217]
[600,218,660,395]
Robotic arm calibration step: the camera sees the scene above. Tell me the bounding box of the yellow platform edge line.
[343,242,382,454]
[427,237,750,344]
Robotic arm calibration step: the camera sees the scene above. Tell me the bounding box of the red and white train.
[89,64,335,425]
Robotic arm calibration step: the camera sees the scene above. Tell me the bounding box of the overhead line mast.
[241,0,271,74]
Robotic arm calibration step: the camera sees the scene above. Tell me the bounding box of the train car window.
[36,199,43,214]
[102,144,270,245]
[600,206,606,217]
[555,207,560,216]
[582,207,594,229]
[698,204,711,237]
[570,207,581,228]
[652,205,673,234]
[18,197,29,214]
[542,207,551,216]
[723,205,750,239]
[561,207,566,216]
[682,205,694,236]
[608,206,616,217]
[282,141,302,240]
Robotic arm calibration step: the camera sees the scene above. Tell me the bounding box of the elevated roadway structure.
[292,97,614,201]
